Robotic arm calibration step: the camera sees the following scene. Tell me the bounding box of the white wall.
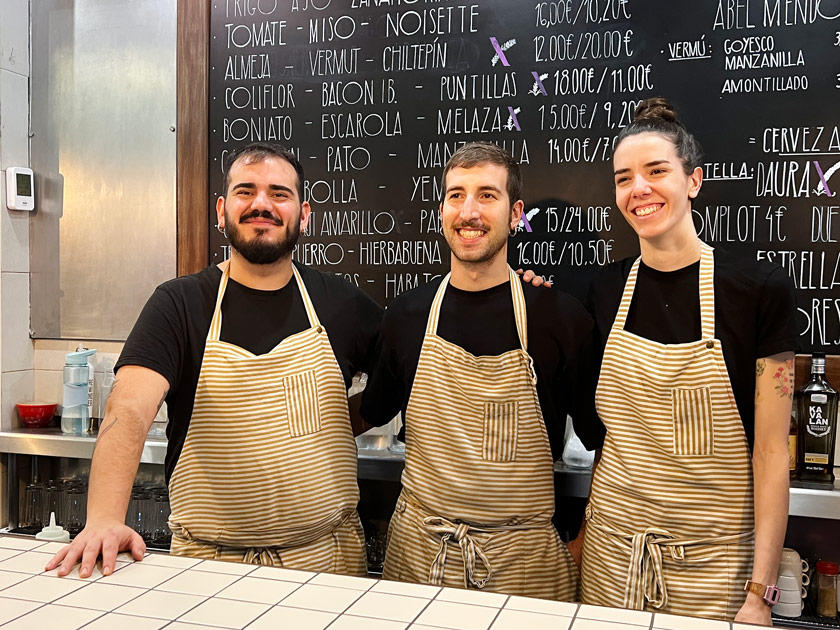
[0,1,128,424]
[0,0,32,524]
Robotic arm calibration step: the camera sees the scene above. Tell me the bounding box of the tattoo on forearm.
[755,360,766,402]
[97,416,118,440]
[773,359,795,400]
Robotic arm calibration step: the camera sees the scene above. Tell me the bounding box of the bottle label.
[806,404,831,438]
[62,384,87,408]
[788,435,797,470]
[811,393,828,404]
[805,453,830,464]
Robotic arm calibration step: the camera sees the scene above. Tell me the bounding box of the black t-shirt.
[360,277,604,459]
[587,247,797,450]
[116,262,384,482]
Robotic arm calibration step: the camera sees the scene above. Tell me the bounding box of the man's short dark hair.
[222,142,305,200]
[441,142,522,205]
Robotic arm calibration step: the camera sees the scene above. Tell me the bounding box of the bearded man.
[48,143,382,577]
[360,142,601,600]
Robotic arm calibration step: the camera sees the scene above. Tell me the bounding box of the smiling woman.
[611,100,703,260]
[580,98,797,626]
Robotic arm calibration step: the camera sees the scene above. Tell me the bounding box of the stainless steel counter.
[2,428,839,517]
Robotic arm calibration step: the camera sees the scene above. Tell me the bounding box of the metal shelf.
[789,478,840,520]
[0,428,593,497]
[356,448,594,498]
[2,428,838,515]
[0,428,167,464]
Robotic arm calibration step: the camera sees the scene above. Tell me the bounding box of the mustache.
[240,210,283,225]
[453,220,488,231]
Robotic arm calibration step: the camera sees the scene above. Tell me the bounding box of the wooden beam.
[176,0,210,276]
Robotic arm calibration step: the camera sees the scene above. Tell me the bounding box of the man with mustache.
[47,142,382,577]
[360,142,601,599]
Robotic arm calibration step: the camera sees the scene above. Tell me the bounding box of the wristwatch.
[744,580,781,606]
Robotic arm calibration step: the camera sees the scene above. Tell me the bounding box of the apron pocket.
[482,401,519,462]
[283,369,322,437]
[671,387,714,456]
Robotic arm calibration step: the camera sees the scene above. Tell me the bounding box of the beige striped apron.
[167,262,366,574]
[383,267,578,600]
[581,244,754,620]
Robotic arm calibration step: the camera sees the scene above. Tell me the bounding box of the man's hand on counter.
[44,520,146,578]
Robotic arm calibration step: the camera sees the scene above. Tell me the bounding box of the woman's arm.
[735,352,794,625]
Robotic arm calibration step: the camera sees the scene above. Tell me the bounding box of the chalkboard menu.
[208,0,840,353]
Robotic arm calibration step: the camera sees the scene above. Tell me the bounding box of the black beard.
[226,210,301,265]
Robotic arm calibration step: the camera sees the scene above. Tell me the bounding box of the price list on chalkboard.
[208,0,840,352]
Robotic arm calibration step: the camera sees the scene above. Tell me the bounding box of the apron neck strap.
[291,264,322,329]
[612,258,641,332]
[425,273,450,338]
[207,261,321,343]
[208,261,232,342]
[508,266,529,352]
[613,243,716,340]
[697,243,715,340]
[424,267,529,352]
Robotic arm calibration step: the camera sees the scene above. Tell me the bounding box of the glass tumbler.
[152,490,171,547]
[43,480,64,527]
[126,491,153,542]
[20,483,45,533]
[65,487,87,536]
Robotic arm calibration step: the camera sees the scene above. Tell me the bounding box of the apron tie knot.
[453,522,470,542]
[625,527,681,611]
[587,509,756,615]
[423,516,493,590]
[243,547,280,566]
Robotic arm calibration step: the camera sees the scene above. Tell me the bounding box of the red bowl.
[16,402,58,428]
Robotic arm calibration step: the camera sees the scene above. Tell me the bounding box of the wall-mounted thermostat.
[6,167,35,211]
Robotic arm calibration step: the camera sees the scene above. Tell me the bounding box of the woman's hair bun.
[634,97,680,125]
[616,96,702,173]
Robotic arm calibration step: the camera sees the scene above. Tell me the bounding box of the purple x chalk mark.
[520,213,533,233]
[531,71,547,95]
[507,107,521,131]
[490,37,510,67]
[814,160,835,197]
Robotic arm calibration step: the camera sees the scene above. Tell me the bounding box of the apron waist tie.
[585,505,754,611]
[169,507,356,565]
[423,516,495,589]
[417,507,551,589]
[242,547,281,566]
[402,489,550,590]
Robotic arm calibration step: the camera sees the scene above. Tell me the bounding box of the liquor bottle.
[797,354,838,483]
[788,408,798,480]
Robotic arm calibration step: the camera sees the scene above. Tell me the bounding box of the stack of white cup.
[773,547,810,617]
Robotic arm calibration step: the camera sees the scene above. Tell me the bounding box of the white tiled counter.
[0,534,771,630]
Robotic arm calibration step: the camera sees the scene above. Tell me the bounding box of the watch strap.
[744,580,781,606]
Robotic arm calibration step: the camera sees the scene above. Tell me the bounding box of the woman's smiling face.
[613,132,702,243]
